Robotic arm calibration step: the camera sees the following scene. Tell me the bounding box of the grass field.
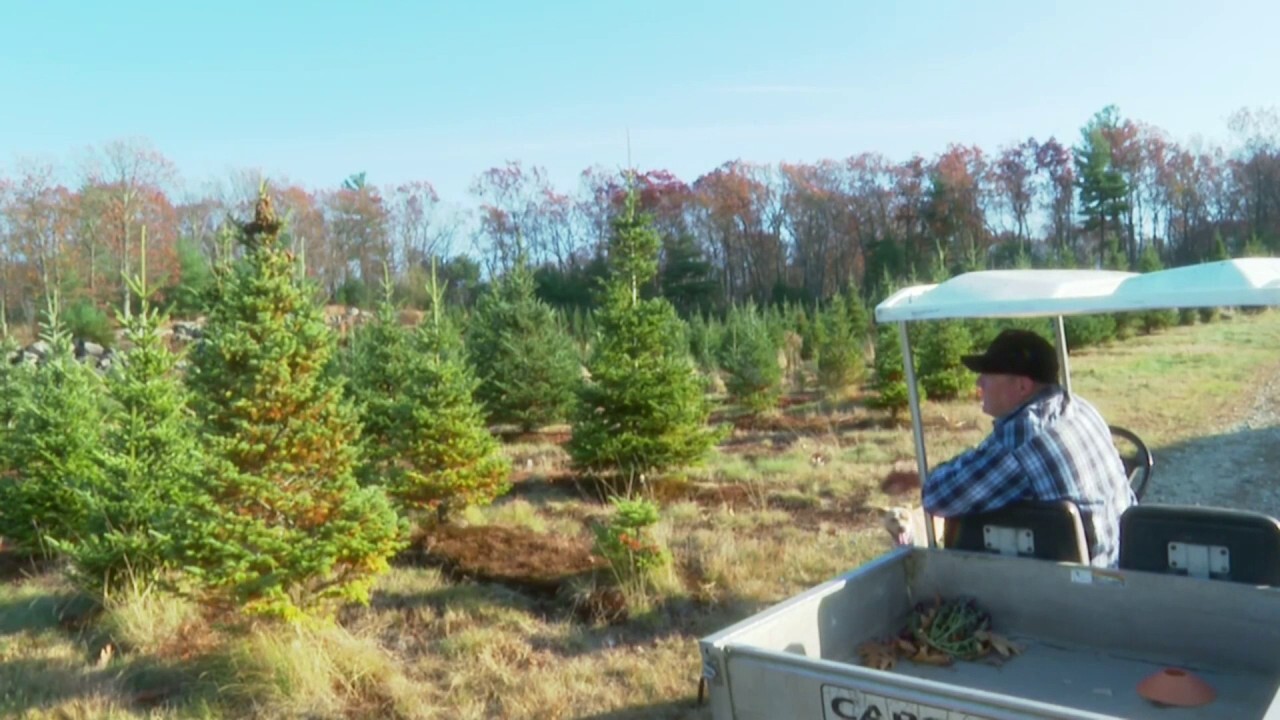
[3,310,1279,719]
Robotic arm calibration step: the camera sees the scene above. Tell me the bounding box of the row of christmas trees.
[0,187,730,620]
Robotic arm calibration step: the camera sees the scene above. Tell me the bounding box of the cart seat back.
[946,500,1090,564]
[1118,504,1280,585]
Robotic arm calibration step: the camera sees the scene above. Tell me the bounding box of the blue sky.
[2,0,1277,206]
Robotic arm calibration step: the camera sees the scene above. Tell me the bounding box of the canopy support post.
[1053,316,1072,397]
[898,321,935,548]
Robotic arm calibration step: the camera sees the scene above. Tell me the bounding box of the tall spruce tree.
[1075,107,1131,268]
[467,250,581,432]
[184,190,404,619]
[66,233,207,594]
[568,187,724,485]
[0,295,109,555]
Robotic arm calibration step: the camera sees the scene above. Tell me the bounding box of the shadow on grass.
[0,657,117,716]
[573,698,711,719]
[0,587,97,636]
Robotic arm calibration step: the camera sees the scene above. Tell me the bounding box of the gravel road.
[1142,367,1280,517]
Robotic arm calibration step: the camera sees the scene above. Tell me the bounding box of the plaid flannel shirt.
[922,386,1135,568]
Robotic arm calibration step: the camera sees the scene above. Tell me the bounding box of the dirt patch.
[649,476,875,530]
[496,428,573,445]
[408,525,606,597]
[721,411,894,434]
[0,550,54,582]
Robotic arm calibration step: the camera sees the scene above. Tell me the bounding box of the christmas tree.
[569,187,724,487]
[0,295,109,555]
[467,250,581,432]
[184,189,404,619]
[68,231,207,594]
[349,265,511,519]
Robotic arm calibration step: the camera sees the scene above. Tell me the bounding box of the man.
[892,328,1134,568]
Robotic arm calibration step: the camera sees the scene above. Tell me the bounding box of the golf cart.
[698,258,1280,719]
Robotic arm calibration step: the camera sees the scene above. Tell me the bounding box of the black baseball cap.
[961,329,1059,384]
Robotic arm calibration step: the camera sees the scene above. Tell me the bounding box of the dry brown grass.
[2,311,1278,718]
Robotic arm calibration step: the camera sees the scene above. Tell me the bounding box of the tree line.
[2,105,1278,329]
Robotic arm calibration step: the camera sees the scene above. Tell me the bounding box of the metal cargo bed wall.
[700,549,1280,719]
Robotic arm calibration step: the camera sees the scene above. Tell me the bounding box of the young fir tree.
[184,190,404,619]
[64,231,207,594]
[717,303,782,414]
[915,320,975,401]
[815,290,868,397]
[686,311,724,375]
[467,250,581,432]
[358,264,511,519]
[568,188,724,485]
[0,294,110,555]
[867,322,927,416]
[344,274,413,487]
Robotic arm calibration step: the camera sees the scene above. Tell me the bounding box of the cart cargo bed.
[700,548,1280,719]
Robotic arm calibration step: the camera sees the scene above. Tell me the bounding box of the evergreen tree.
[371,265,512,519]
[344,276,414,487]
[659,232,717,317]
[795,304,818,362]
[718,303,782,414]
[184,190,404,619]
[0,295,109,555]
[815,290,868,397]
[467,252,581,431]
[1063,313,1117,349]
[867,322,926,416]
[685,311,721,374]
[66,236,206,594]
[1075,107,1131,268]
[569,187,724,486]
[166,235,216,317]
[916,320,975,400]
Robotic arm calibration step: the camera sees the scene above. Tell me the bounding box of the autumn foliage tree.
[183,189,403,619]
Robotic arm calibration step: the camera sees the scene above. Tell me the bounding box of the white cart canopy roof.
[874,258,1280,323]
